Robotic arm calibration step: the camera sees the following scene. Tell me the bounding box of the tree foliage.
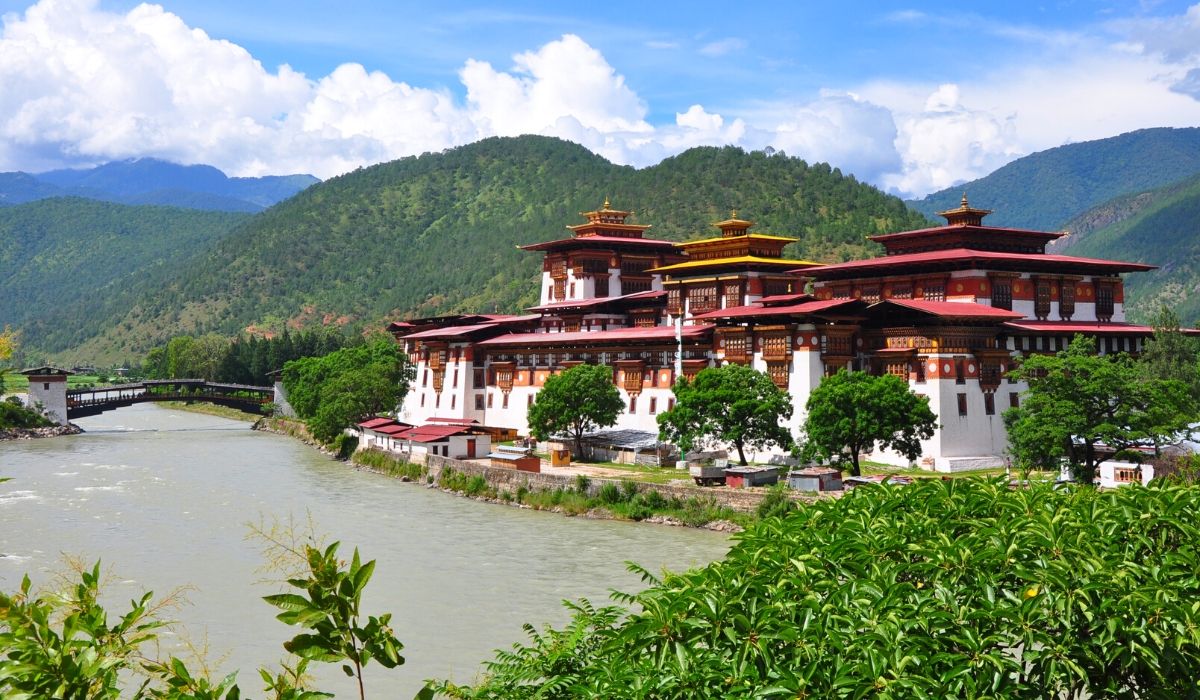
[435,478,1200,699]
[1138,305,1200,399]
[526,364,624,453]
[142,328,359,384]
[658,364,793,466]
[1004,334,1197,485]
[796,369,937,476]
[281,337,412,445]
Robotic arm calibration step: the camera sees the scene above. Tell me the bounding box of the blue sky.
[3,0,1200,196]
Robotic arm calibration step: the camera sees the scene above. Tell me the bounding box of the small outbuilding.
[787,467,843,492]
[487,445,541,473]
[724,466,780,488]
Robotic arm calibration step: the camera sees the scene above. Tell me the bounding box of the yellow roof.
[677,233,799,248]
[649,255,820,273]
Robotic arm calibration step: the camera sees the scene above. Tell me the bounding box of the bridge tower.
[21,366,72,425]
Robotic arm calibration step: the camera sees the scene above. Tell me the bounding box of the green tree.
[658,364,793,466]
[526,364,624,454]
[282,337,412,445]
[1005,334,1196,485]
[796,369,937,477]
[0,325,17,394]
[1139,305,1200,399]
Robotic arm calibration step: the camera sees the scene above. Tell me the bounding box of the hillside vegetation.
[0,198,249,356]
[33,136,929,363]
[1063,174,1200,324]
[909,127,1200,231]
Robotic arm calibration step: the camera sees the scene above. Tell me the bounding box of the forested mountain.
[0,198,249,356]
[1,158,320,213]
[29,136,930,363]
[908,127,1200,231]
[1059,174,1200,325]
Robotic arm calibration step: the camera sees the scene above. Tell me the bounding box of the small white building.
[21,366,72,425]
[1098,461,1154,488]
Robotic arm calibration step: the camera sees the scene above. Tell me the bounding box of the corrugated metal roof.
[1003,321,1156,334]
[556,428,662,450]
[873,299,1025,318]
[357,417,397,429]
[800,248,1156,276]
[650,255,820,273]
[690,299,860,320]
[476,324,714,346]
[520,235,679,251]
[401,323,500,339]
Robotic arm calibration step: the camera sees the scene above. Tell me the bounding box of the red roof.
[873,299,1025,319]
[426,417,479,424]
[757,292,816,306]
[798,248,1156,277]
[375,424,413,435]
[357,417,398,429]
[1003,321,1156,334]
[868,224,1065,243]
[398,424,473,442]
[476,324,714,347]
[519,235,679,251]
[690,299,861,320]
[402,323,500,339]
[527,290,666,312]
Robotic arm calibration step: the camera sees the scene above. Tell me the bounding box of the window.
[860,286,881,303]
[764,280,793,297]
[687,285,719,313]
[667,288,681,313]
[955,358,965,385]
[629,396,637,414]
[991,279,1012,310]
[421,394,425,407]
[452,370,458,388]
[1096,285,1115,319]
[595,276,609,297]
[451,395,456,409]
[1035,280,1052,319]
[43,383,50,390]
[569,282,575,298]
[487,393,494,408]
[923,283,945,302]
[475,394,484,410]
[422,369,428,387]
[527,394,534,407]
[621,278,652,295]
[891,284,913,300]
[957,393,968,416]
[667,398,675,411]
[1059,282,1075,318]
[984,393,995,415]
[832,287,851,300]
[473,369,484,388]
[502,394,509,409]
[724,283,741,309]
[435,395,440,408]
[649,397,657,414]
[553,279,566,301]
[1009,392,1019,409]
[915,358,926,383]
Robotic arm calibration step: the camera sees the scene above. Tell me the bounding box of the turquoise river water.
[0,404,731,697]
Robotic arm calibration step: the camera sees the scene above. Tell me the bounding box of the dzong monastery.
[388,197,1155,472]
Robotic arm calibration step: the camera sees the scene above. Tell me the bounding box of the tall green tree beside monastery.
[526,364,624,453]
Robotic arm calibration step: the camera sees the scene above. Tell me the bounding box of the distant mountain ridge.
[908,127,1200,231]
[0,158,320,213]
[25,135,931,364]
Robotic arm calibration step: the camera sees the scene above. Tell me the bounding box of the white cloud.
[4,0,1200,199]
[698,38,746,57]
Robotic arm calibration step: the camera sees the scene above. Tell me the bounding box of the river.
[0,404,731,697]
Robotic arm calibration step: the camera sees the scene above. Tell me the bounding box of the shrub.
[756,483,796,520]
[464,475,488,497]
[0,401,53,430]
[597,482,621,505]
[620,480,639,502]
[440,478,1200,698]
[516,485,529,502]
[332,433,357,459]
[574,474,591,493]
[624,502,652,521]
[642,489,666,510]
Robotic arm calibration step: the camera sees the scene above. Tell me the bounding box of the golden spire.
[732,208,737,218]
[961,192,969,208]
[603,197,611,210]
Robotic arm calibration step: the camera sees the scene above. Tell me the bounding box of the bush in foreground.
[434,478,1200,699]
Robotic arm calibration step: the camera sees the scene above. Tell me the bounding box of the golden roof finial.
[603,197,611,210]
[961,192,969,208]
[732,208,738,219]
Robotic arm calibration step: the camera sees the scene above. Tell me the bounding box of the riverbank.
[0,423,83,441]
[157,401,261,422]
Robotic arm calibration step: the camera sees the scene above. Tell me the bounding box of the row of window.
[628,396,674,414]
[956,391,1020,417]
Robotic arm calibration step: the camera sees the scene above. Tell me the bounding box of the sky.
[3,0,1200,198]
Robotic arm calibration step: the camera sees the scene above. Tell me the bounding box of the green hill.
[1062,174,1200,324]
[908,127,1200,231]
[0,198,249,356]
[26,136,930,363]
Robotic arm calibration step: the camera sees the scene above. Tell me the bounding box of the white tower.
[21,367,72,425]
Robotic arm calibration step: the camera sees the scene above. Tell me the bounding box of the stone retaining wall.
[422,454,819,513]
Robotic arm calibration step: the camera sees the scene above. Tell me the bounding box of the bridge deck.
[66,379,275,419]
